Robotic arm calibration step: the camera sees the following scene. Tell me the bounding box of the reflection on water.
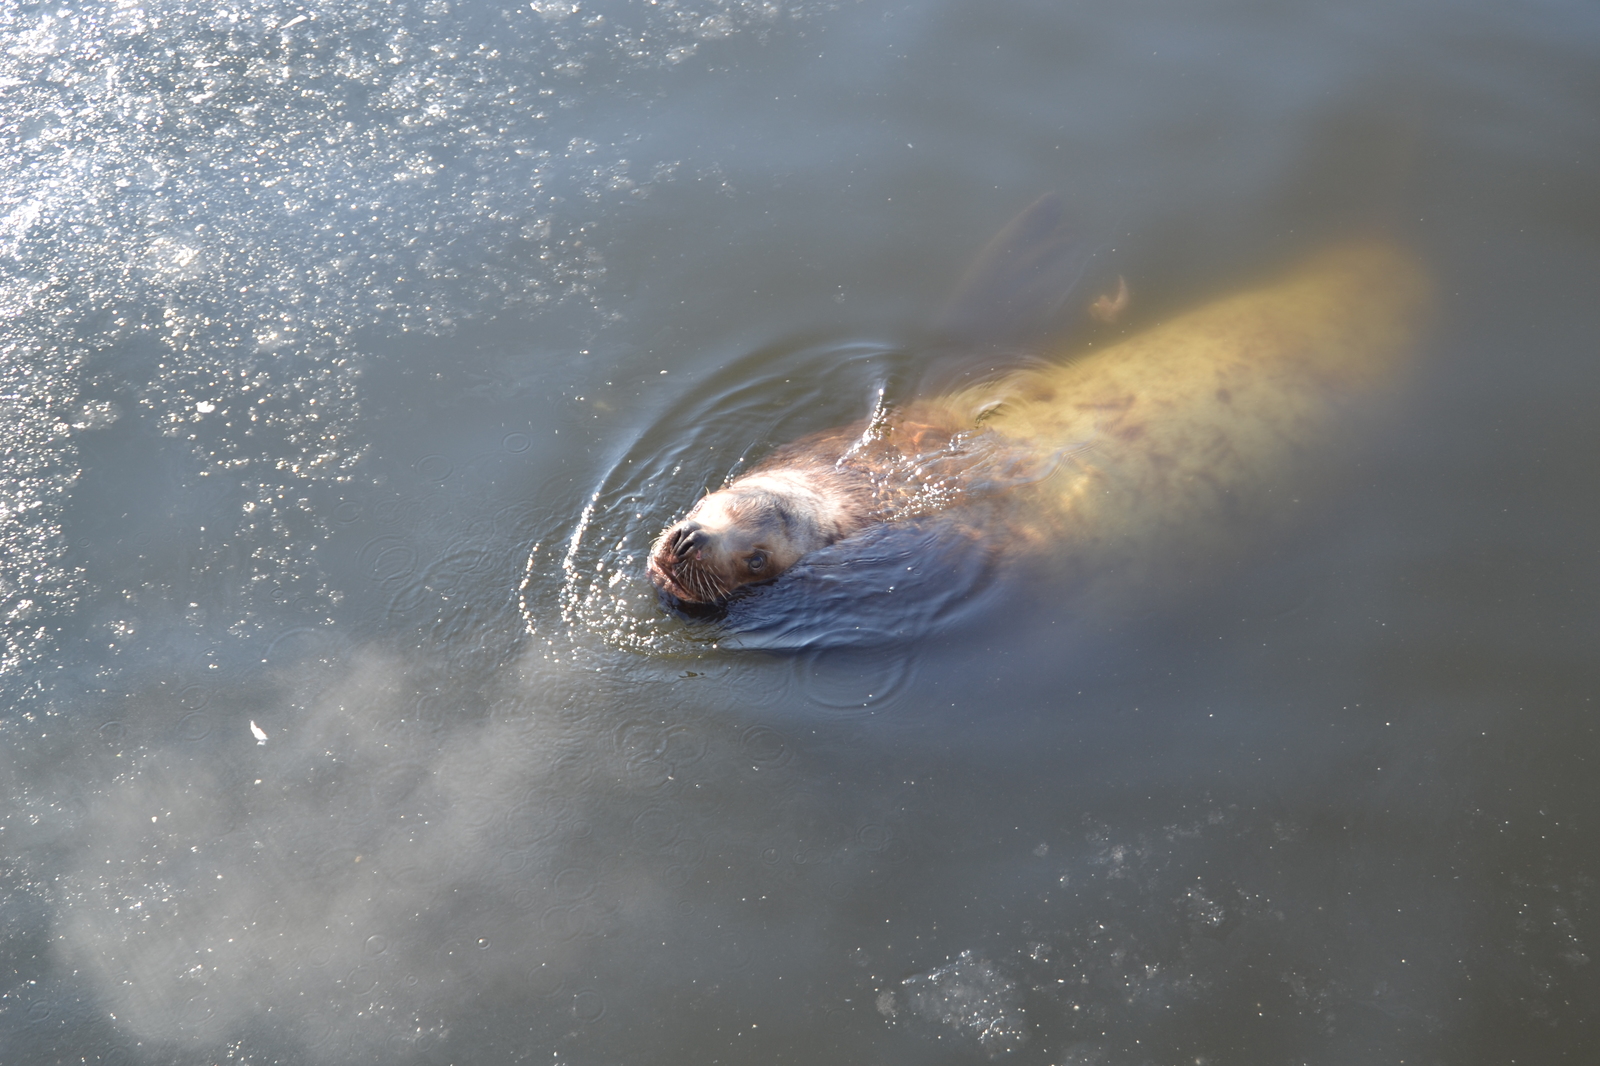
[4,0,1600,1063]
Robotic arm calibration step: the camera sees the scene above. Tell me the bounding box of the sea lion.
[649,222,1431,608]
[646,460,875,604]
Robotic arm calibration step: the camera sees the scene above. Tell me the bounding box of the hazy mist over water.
[3,1,1598,1063]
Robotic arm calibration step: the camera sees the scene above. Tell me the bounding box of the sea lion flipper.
[922,194,1094,398]
[932,192,1091,351]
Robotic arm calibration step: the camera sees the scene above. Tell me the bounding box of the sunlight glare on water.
[2,0,1599,1063]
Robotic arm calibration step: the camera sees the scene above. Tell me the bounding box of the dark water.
[3,1,1598,1063]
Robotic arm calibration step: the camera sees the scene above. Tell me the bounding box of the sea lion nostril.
[669,525,705,559]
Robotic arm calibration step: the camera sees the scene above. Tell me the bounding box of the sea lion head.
[648,469,870,604]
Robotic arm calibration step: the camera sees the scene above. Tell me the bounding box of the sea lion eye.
[748,553,766,572]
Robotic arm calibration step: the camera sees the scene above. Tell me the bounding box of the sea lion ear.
[933,192,1091,352]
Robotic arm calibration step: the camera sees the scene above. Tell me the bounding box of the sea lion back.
[983,237,1434,567]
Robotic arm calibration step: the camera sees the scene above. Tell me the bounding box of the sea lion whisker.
[678,557,728,602]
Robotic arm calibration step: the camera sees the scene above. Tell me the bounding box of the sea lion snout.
[665,521,706,560]
[649,514,739,604]
[650,479,844,604]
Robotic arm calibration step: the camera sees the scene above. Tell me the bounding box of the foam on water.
[892,949,1030,1057]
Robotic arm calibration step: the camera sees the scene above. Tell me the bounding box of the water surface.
[3,1,1598,1062]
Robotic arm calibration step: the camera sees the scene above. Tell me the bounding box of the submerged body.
[649,238,1432,606]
